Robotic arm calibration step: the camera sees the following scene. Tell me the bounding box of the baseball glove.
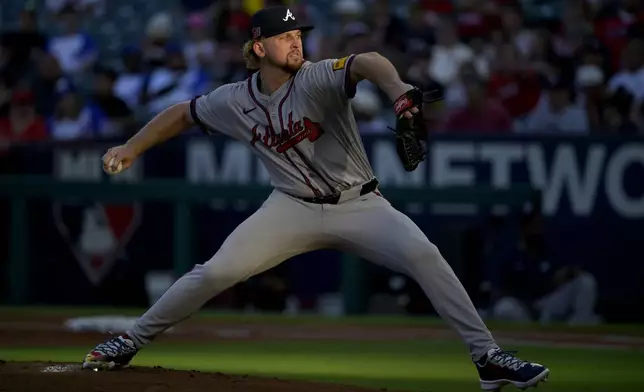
[391,87,441,172]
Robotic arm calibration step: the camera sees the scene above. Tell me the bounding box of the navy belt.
[292,179,379,205]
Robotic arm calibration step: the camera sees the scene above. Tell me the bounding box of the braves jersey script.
[191,55,374,197]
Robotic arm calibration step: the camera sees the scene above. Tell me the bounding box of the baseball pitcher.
[83,6,550,391]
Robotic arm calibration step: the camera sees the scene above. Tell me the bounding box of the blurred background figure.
[0,90,47,144]
[523,79,589,134]
[46,5,98,78]
[48,89,105,140]
[141,12,176,68]
[113,47,146,114]
[489,208,601,326]
[183,13,217,70]
[89,66,135,137]
[0,9,47,85]
[441,73,512,134]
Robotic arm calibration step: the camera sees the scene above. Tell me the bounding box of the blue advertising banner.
[177,134,644,300]
[7,134,644,306]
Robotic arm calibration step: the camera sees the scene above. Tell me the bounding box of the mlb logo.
[53,202,142,286]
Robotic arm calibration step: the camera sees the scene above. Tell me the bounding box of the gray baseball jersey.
[127,57,499,365]
[191,55,374,197]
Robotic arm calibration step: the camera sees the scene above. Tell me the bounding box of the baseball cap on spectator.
[250,6,313,39]
[575,64,604,88]
[146,12,173,39]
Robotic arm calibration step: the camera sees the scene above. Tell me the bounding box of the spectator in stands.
[575,64,607,132]
[141,45,209,117]
[551,1,596,82]
[0,90,47,143]
[487,43,543,130]
[441,73,513,133]
[32,54,74,117]
[113,47,145,112]
[607,38,644,115]
[184,13,217,70]
[523,79,589,134]
[89,67,135,137]
[594,0,644,72]
[48,89,105,140]
[490,208,601,326]
[428,18,476,88]
[142,12,176,69]
[3,0,643,140]
[212,0,252,45]
[402,3,434,52]
[524,31,558,83]
[0,9,47,86]
[405,42,434,92]
[444,61,477,110]
[369,0,407,54]
[500,5,536,58]
[453,0,497,42]
[46,5,97,76]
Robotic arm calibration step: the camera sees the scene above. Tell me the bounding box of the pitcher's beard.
[268,56,303,74]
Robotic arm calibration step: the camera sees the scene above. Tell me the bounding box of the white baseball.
[107,157,123,174]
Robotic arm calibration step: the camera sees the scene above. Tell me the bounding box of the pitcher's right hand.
[102,145,138,175]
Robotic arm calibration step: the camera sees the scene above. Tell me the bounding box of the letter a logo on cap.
[283,9,295,21]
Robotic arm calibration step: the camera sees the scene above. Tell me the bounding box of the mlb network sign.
[186,136,644,219]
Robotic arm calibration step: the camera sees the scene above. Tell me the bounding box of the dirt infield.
[1,312,643,392]
[0,361,382,392]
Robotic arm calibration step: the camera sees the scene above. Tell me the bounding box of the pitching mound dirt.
[0,361,383,392]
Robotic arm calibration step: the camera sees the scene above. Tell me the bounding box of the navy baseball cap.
[250,6,313,40]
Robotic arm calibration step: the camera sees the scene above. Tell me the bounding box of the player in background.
[83,6,550,391]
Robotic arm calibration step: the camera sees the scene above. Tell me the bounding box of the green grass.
[2,340,644,392]
[2,305,643,336]
[2,306,644,391]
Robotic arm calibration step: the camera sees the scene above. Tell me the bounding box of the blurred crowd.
[1,0,644,144]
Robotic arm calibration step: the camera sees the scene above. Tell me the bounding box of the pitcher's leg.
[327,197,496,358]
[129,246,300,347]
[83,191,322,369]
[326,194,549,390]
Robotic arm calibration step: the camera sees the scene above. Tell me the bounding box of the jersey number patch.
[332,56,349,71]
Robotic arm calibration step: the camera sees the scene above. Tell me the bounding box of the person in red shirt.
[0,90,48,145]
[441,75,513,134]
[487,43,543,123]
[594,0,644,72]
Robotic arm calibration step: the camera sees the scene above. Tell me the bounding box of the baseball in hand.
[107,157,124,174]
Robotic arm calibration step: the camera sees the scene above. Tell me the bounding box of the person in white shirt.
[48,90,105,140]
[606,39,644,102]
[427,19,479,87]
[46,6,97,76]
[523,80,589,134]
[113,48,145,112]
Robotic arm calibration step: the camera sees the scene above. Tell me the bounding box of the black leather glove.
[391,87,430,172]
